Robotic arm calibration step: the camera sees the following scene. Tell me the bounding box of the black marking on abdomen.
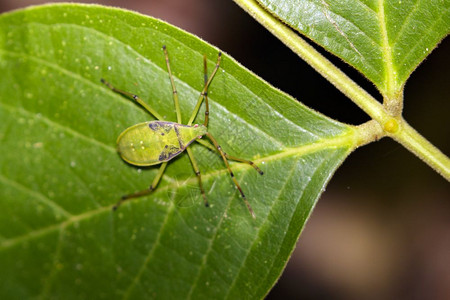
[149,122,173,134]
[159,145,180,161]
[173,124,185,149]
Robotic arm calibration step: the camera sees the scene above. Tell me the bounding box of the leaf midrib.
[0,130,354,251]
[378,0,395,96]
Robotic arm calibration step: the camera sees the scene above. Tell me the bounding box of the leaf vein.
[122,194,176,300]
[388,0,420,45]
[0,134,353,250]
[38,225,66,299]
[224,157,300,299]
[0,102,114,153]
[185,186,240,299]
[254,149,340,297]
[0,173,72,218]
[395,7,447,71]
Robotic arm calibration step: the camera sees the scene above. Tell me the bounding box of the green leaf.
[0,4,354,299]
[257,0,450,96]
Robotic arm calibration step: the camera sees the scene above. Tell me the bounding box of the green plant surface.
[256,0,450,99]
[0,4,359,299]
[235,0,450,180]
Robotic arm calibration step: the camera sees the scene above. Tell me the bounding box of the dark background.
[1,1,449,299]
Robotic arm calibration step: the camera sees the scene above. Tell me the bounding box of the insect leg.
[205,133,255,218]
[100,79,164,121]
[221,154,264,175]
[113,162,168,210]
[162,46,182,123]
[186,147,209,207]
[195,138,263,175]
[187,52,222,126]
[195,137,216,151]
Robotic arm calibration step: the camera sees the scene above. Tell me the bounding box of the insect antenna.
[162,45,182,123]
[187,52,222,126]
[203,54,210,126]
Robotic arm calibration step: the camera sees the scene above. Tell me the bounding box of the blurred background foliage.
[1,1,449,299]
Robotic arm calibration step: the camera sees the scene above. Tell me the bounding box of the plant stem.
[233,0,450,182]
[232,0,388,124]
[392,119,450,181]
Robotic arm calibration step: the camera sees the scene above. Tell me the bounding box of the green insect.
[101,46,263,218]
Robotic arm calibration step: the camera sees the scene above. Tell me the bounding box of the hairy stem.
[232,0,388,123]
[233,0,450,181]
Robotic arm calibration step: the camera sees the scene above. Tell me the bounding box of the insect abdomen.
[117,121,206,166]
